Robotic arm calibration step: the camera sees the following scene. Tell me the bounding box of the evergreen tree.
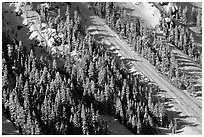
[9,90,16,121]
[23,80,30,111]
[182,6,188,25]
[2,58,9,107]
[174,26,178,47]
[196,11,202,33]
[88,61,95,80]
[137,114,142,135]
[98,67,107,87]
[53,58,57,70]
[115,18,121,33]
[191,7,196,24]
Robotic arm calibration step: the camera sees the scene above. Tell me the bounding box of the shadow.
[177,59,201,68]
[158,127,172,135]
[2,115,19,135]
[93,33,113,42]
[120,6,135,13]
[88,28,108,34]
[164,104,174,109]
[176,119,199,131]
[175,130,183,134]
[122,58,142,62]
[163,106,199,133]
[178,115,190,119]
[108,48,121,52]
[152,87,201,135]
[178,62,201,70]
[174,53,202,69]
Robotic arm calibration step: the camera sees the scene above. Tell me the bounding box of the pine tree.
[105,2,111,25]
[177,5,182,19]
[137,114,142,135]
[174,25,178,47]
[29,48,35,63]
[34,68,40,84]
[2,58,9,107]
[81,104,86,122]
[25,111,32,134]
[90,80,97,95]
[183,33,187,54]
[55,89,61,116]
[104,83,110,101]
[34,118,41,135]
[53,58,57,70]
[182,6,188,25]
[98,67,107,87]
[30,59,37,84]
[40,66,48,85]
[131,115,136,133]
[64,55,72,74]
[9,90,16,121]
[196,11,202,33]
[109,75,115,90]
[65,4,70,21]
[16,104,26,132]
[88,61,95,80]
[60,81,66,103]
[115,18,121,33]
[23,80,30,111]
[191,7,196,24]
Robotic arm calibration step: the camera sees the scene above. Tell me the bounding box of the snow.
[99,115,134,135]
[177,126,202,135]
[2,116,18,135]
[162,2,178,14]
[75,2,202,135]
[131,2,161,28]
[2,2,202,135]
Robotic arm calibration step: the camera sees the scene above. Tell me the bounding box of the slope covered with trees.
[2,2,169,135]
[90,2,201,97]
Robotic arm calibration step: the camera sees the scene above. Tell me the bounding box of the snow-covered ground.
[99,115,134,135]
[117,2,161,29]
[2,2,202,135]
[75,2,202,135]
[2,116,18,135]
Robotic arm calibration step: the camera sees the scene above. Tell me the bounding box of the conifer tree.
[191,7,196,24]
[196,11,202,33]
[9,91,16,121]
[115,18,121,33]
[98,67,107,87]
[2,58,9,107]
[23,80,30,111]
[137,114,142,135]
[53,58,57,70]
[181,6,188,25]
[88,61,95,80]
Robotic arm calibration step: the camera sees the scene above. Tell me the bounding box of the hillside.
[2,2,202,135]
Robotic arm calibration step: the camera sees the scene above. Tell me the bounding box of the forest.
[2,2,202,135]
[91,2,202,95]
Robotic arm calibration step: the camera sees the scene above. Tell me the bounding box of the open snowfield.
[117,2,161,29]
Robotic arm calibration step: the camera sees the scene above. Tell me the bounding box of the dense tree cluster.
[91,2,201,96]
[2,2,169,135]
[159,15,202,66]
[173,4,202,34]
[3,3,109,135]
